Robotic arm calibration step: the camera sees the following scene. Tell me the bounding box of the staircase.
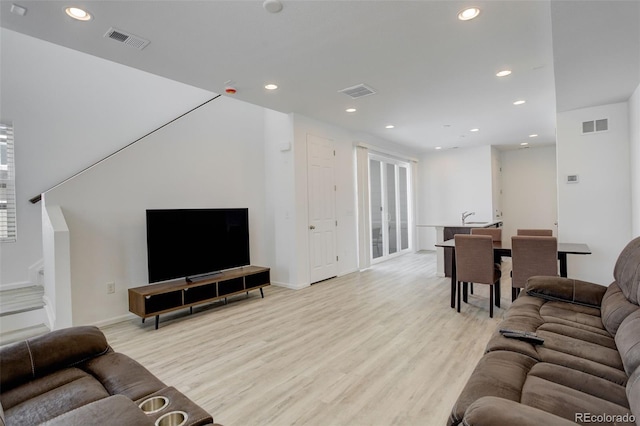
[0,285,50,346]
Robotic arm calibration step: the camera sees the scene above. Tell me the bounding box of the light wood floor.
[102,251,512,426]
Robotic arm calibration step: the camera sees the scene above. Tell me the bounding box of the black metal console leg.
[142,318,145,324]
[155,315,159,330]
[190,306,193,314]
[260,288,264,298]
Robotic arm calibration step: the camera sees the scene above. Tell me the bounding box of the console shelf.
[128,266,270,329]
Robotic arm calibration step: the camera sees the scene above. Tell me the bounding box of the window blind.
[0,123,16,242]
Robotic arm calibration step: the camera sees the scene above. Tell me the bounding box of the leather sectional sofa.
[449,236,640,425]
[0,326,215,426]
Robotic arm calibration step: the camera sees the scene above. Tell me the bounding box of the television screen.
[146,208,250,283]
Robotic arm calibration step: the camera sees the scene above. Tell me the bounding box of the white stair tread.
[0,285,45,316]
[0,323,49,347]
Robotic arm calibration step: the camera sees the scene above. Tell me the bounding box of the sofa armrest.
[82,352,166,401]
[526,276,607,308]
[463,396,577,426]
[0,326,110,392]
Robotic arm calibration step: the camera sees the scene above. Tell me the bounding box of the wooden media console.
[128,266,270,329]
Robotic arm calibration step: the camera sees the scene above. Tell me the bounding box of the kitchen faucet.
[462,211,475,225]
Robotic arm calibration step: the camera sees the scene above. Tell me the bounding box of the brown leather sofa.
[449,236,640,426]
[0,326,215,426]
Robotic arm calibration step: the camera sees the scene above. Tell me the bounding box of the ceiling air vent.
[582,118,608,134]
[338,83,377,99]
[104,28,150,50]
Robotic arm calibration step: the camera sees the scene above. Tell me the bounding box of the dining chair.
[469,228,502,305]
[470,227,502,241]
[454,234,501,318]
[517,229,553,236]
[511,235,558,301]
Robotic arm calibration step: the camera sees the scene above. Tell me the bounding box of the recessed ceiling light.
[65,7,91,21]
[345,108,356,113]
[520,142,529,146]
[470,128,479,132]
[529,134,538,138]
[435,146,442,150]
[264,83,278,90]
[496,70,512,77]
[385,125,395,129]
[263,0,283,13]
[458,7,480,21]
[513,100,526,105]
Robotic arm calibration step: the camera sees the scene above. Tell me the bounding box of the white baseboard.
[91,313,138,329]
[338,267,359,277]
[272,281,309,290]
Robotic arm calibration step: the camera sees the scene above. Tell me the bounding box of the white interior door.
[307,134,337,283]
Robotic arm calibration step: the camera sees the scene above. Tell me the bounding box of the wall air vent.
[338,83,377,99]
[104,28,150,50]
[582,118,608,134]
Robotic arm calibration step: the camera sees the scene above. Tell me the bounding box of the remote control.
[499,328,544,345]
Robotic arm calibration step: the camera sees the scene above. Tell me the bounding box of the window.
[0,123,16,242]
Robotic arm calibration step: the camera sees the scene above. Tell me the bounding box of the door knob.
[309,225,316,230]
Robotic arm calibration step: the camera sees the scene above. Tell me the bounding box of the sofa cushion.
[0,326,109,392]
[1,367,92,409]
[526,276,607,308]
[602,282,640,336]
[539,301,605,331]
[613,237,640,305]
[448,350,537,426]
[41,394,152,426]
[527,363,629,408]
[616,310,640,377]
[3,370,110,425]
[627,367,640,424]
[462,396,577,426]
[521,374,632,423]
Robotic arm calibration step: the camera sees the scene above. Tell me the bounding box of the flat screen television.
[146,208,250,283]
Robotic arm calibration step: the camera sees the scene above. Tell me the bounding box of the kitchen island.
[421,220,503,277]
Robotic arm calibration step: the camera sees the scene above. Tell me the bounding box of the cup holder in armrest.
[155,411,188,426]
[139,396,170,414]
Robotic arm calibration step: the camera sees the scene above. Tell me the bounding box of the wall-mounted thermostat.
[566,174,579,184]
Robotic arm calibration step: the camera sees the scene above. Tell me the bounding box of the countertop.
[416,220,503,228]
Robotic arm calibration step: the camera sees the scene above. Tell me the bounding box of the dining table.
[435,238,592,309]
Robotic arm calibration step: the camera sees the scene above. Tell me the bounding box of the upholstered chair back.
[470,228,502,241]
[517,229,553,236]
[511,236,558,289]
[455,234,495,285]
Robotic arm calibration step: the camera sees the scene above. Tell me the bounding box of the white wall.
[500,146,558,240]
[264,109,296,287]
[630,84,640,238]
[44,97,270,325]
[289,114,421,286]
[417,146,494,250]
[556,102,632,285]
[0,29,213,287]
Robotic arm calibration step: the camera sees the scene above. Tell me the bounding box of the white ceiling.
[1,0,638,153]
